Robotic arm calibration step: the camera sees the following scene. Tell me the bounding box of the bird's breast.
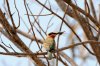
[43,38,54,51]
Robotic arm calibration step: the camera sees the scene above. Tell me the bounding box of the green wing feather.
[49,40,55,51]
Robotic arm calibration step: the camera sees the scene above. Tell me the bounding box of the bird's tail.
[47,51,53,60]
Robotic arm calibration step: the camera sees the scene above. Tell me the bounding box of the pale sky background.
[0,0,100,66]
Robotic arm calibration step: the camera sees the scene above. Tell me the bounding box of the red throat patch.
[49,34,56,38]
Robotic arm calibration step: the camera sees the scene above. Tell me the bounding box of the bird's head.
[48,32,64,38]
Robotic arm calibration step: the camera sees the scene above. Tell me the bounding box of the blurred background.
[0,0,100,66]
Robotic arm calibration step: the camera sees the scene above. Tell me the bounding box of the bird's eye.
[48,32,54,35]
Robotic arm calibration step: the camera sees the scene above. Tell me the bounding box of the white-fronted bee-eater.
[43,32,64,60]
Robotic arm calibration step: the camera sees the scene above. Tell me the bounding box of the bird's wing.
[49,40,55,51]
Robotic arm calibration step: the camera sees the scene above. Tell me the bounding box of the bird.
[43,32,64,60]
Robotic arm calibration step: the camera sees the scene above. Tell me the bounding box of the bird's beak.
[56,32,64,35]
